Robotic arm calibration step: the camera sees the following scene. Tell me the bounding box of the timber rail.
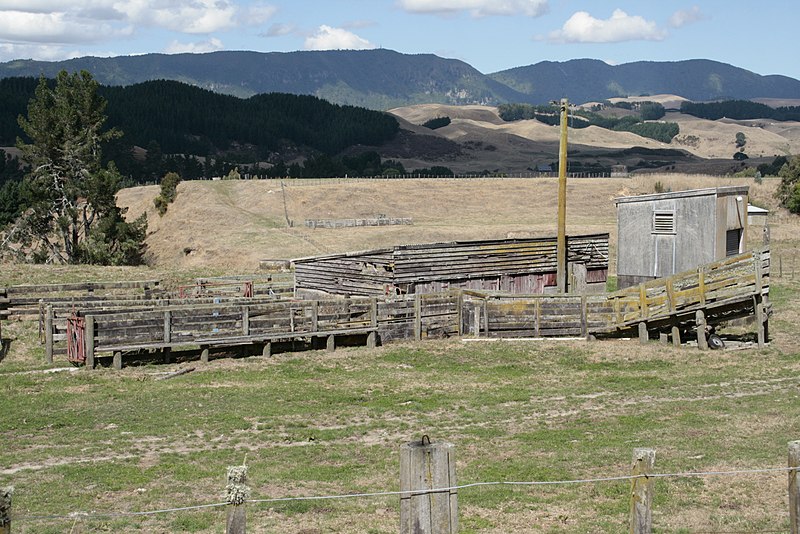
[18,249,770,369]
[463,248,770,346]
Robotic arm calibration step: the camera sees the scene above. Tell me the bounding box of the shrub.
[154,171,182,216]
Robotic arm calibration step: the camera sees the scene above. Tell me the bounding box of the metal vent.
[652,211,675,234]
[726,229,742,257]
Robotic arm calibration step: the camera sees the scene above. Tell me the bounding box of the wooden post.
[580,295,588,338]
[482,300,490,337]
[456,291,463,336]
[225,465,249,534]
[755,298,767,349]
[85,315,95,369]
[113,351,122,370]
[665,277,676,313]
[163,310,172,364]
[472,304,480,336]
[630,448,655,534]
[534,298,541,338]
[695,310,708,350]
[698,267,707,306]
[45,304,54,364]
[790,441,800,534]
[671,325,681,347]
[163,310,172,343]
[556,98,569,294]
[638,322,648,345]
[242,306,250,336]
[400,437,458,534]
[311,301,319,332]
[639,284,649,319]
[0,486,11,534]
[414,293,422,341]
[367,298,378,348]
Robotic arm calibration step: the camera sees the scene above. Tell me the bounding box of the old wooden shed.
[292,234,609,298]
[614,185,749,289]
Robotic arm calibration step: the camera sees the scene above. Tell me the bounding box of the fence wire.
[11,466,796,523]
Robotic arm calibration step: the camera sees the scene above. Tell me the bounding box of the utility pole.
[556,98,569,293]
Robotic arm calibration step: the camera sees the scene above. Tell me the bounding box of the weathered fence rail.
[463,248,769,346]
[0,280,162,320]
[179,274,293,299]
[41,295,289,362]
[71,297,383,368]
[304,217,413,229]
[24,250,770,368]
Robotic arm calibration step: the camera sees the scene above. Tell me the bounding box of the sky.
[0,0,797,80]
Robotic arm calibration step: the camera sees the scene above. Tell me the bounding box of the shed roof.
[613,185,749,206]
[747,204,769,214]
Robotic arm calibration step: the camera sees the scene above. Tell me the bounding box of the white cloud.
[304,25,375,51]
[669,6,704,28]
[115,0,239,34]
[263,23,296,37]
[165,37,224,54]
[0,0,271,43]
[0,9,118,43]
[0,42,75,61]
[548,9,667,43]
[398,0,548,17]
[242,2,278,26]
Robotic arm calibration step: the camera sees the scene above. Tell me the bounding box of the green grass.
[1,273,799,532]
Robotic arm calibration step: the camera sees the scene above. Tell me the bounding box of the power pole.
[556,98,569,293]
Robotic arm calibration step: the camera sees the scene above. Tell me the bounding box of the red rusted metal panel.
[66,314,85,364]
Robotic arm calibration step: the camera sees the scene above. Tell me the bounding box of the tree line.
[497,102,679,143]
[680,100,800,121]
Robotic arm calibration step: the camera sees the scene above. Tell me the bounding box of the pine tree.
[10,70,147,264]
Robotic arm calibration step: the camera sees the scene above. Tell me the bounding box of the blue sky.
[0,1,797,80]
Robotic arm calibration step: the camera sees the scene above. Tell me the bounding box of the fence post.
[695,310,708,351]
[630,448,655,534]
[638,322,648,344]
[45,304,54,364]
[225,465,249,534]
[790,441,800,534]
[400,437,458,534]
[414,293,423,341]
[85,315,95,369]
[0,486,11,534]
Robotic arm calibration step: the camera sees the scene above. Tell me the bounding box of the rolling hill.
[1,50,799,109]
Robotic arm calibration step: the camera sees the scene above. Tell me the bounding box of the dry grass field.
[118,174,786,272]
[2,173,800,533]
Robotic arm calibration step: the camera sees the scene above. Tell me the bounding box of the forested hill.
[0,49,527,109]
[0,77,399,156]
[490,59,800,105]
[1,50,798,109]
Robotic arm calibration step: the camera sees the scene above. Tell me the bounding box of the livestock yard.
[1,175,800,533]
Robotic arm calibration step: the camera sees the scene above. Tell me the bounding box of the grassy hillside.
[118,175,784,272]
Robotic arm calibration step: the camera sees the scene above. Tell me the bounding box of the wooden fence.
[0,280,162,320]
[464,248,770,347]
[19,249,771,368]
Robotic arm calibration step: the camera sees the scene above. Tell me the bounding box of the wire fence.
[4,448,800,533]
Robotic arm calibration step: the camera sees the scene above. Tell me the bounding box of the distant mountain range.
[1,49,799,109]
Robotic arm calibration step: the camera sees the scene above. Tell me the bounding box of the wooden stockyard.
[292,233,610,298]
[0,249,769,369]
